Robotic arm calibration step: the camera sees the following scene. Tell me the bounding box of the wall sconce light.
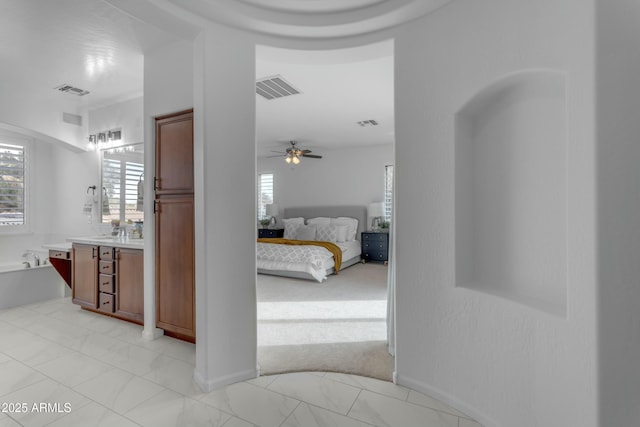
[87,129,123,150]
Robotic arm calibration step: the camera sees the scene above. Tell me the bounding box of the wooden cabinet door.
[155,196,195,340]
[72,243,97,308]
[115,248,144,323]
[155,110,193,195]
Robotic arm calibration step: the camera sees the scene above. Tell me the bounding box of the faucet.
[22,261,31,268]
[22,251,40,267]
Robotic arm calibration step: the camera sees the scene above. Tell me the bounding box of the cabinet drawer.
[258,229,284,238]
[49,249,70,260]
[363,250,387,261]
[98,292,115,313]
[99,274,115,293]
[362,233,388,242]
[363,242,387,251]
[99,247,114,260]
[99,260,115,275]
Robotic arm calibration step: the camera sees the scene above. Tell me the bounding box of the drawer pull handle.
[102,301,110,305]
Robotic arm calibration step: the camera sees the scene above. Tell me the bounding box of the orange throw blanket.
[257,238,343,273]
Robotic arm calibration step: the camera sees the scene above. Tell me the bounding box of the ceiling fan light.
[292,156,300,165]
[285,156,292,164]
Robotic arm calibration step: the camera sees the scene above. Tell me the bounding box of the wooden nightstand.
[361,231,389,264]
[258,228,284,238]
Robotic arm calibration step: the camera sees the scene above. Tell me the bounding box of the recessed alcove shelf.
[455,70,567,317]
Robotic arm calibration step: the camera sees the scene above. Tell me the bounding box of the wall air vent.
[55,84,90,96]
[62,112,82,126]
[256,75,301,100]
[357,119,379,127]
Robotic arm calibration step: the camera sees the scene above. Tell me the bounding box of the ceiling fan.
[269,141,322,164]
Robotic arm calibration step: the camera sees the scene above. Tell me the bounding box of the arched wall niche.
[454,70,568,316]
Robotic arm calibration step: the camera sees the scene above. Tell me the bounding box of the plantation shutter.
[102,153,144,223]
[257,173,274,220]
[384,165,393,222]
[0,142,25,226]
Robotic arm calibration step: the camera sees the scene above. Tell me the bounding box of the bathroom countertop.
[42,242,72,252]
[66,236,144,250]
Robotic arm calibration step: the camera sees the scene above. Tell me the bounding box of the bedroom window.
[101,144,144,224]
[258,173,274,220]
[384,165,393,222]
[0,139,28,231]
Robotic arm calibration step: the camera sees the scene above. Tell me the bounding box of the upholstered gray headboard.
[283,205,367,238]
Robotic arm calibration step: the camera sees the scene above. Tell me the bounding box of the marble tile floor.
[0,297,483,427]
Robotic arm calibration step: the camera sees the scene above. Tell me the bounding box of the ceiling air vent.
[357,120,379,127]
[256,75,301,100]
[55,84,90,96]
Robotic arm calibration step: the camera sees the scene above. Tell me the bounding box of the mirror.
[100,143,144,224]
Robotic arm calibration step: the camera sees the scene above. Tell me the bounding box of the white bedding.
[257,240,361,282]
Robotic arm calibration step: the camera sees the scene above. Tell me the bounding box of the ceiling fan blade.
[301,154,322,159]
[301,149,312,153]
[265,154,285,158]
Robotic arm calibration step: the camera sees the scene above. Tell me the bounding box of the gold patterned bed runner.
[257,238,343,273]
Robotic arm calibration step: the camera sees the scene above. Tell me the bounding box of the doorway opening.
[255,40,396,381]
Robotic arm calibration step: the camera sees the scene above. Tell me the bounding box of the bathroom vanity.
[68,237,144,324]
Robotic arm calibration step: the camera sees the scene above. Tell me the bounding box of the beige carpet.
[257,263,394,382]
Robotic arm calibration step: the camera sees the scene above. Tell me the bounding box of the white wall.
[143,38,194,341]
[394,0,597,426]
[0,80,87,151]
[257,143,393,213]
[193,24,258,390]
[138,1,604,425]
[596,0,640,424]
[0,129,99,261]
[89,97,144,145]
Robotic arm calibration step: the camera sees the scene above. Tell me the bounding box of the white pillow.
[306,217,331,226]
[333,225,349,243]
[283,217,304,226]
[295,224,317,241]
[284,222,302,239]
[316,225,338,243]
[331,217,358,241]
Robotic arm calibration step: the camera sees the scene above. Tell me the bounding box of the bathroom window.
[0,139,29,231]
[101,144,144,224]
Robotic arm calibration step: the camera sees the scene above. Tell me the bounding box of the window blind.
[384,165,393,222]
[102,154,144,223]
[258,173,274,220]
[0,142,25,226]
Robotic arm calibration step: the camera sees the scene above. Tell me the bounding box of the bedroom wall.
[394,0,597,426]
[257,143,393,212]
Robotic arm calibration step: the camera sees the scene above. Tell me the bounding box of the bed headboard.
[283,205,367,239]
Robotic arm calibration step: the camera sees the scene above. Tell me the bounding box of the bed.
[256,205,366,282]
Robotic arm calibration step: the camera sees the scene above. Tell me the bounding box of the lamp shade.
[265,203,279,217]
[368,202,385,218]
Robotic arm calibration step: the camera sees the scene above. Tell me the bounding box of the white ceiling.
[256,42,394,157]
[1,0,394,157]
[0,0,178,110]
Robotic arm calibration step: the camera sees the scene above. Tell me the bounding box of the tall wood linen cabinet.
[154,109,195,342]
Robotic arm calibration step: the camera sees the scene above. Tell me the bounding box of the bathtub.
[0,263,66,310]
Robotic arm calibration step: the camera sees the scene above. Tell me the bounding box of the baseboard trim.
[193,368,258,392]
[395,373,498,427]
